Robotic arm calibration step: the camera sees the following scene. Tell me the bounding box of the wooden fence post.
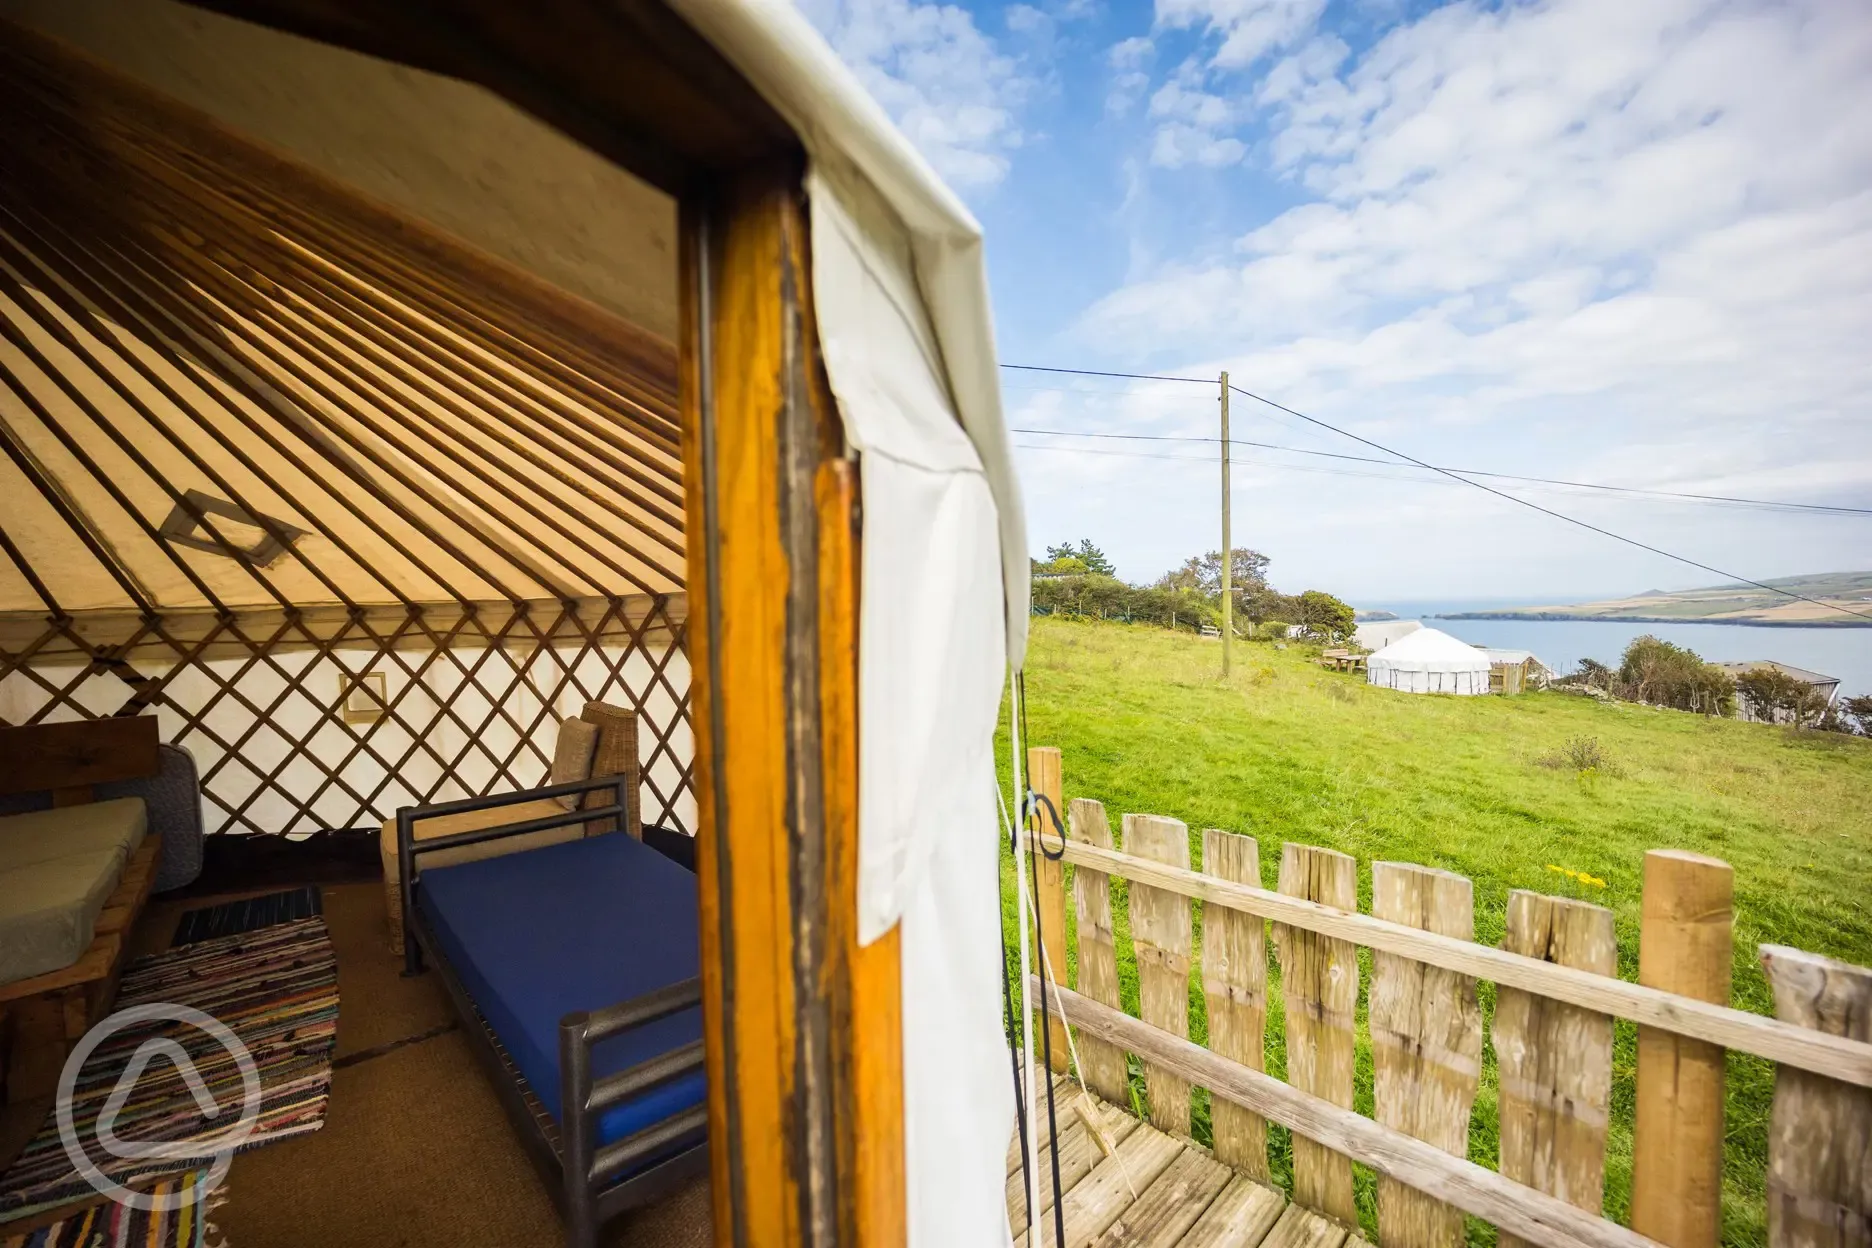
[1631,850,1734,1248]
[1759,946,1872,1248]
[1495,891,1616,1248]
[1276,842,1359,1226]
[1202,828,1270,1181]
[1370,862,1483,1248]
[1125,813,1193,1135]
[1030,745,1069,1073]
[1070,798,1128,1105]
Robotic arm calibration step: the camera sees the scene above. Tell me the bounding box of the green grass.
[997,616,1872,1248]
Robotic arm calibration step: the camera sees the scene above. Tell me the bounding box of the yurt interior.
[0,3,935,1244]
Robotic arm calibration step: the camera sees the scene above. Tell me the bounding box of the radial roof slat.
[114,106,686,454]
[24,202,499,608]
[112,149,682,576]
[247,244,686,537]
[33,223,544,604]
[168,263,593,601]
[0,34,686,624]
[0,265,372,614]
[0,227,377,609]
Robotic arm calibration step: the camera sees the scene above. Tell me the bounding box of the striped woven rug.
[0,918,337,1221]
[0,1170,224,1247]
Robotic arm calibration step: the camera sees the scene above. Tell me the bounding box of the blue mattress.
[416,833,705,1150]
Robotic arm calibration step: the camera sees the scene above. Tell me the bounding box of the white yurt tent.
[1367,628,1493,695]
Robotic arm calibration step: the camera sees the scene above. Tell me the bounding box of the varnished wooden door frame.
[680,162,904,1248]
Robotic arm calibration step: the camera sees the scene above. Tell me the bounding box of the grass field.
[996,616,1872,1248]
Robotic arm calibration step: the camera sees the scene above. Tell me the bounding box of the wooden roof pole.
[683,159,905,1246]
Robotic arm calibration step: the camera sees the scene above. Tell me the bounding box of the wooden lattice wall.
[0,29,696,835]
[0,600,694,836]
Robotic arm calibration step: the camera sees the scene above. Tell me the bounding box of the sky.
[792,0,1872,606]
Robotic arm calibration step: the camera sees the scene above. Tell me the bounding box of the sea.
[1364,599,1872,699]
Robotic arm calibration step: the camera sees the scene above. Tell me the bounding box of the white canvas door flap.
[807,165,1007,945]
[806,163,1012,1248]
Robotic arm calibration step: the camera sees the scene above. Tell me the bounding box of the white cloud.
[1138,2,1336,169]
[1106,36,1157,116]
[1063,0,1872,597]
[1110,34,1156,68]
[1257,35,1348,105]
[1154,0,1328,68]
[794,0,1031,188]
[1006,3,1051,34]
[1144,67,1252,165]
[1152,125,1249,168]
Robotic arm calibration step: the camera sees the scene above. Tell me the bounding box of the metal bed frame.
[398,775,708,1248]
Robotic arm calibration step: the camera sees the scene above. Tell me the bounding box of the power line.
[1000,363,1215,385]
[1015,440,1872,505]
[1014,442,1209,464]
[1009,427,1872,517]
[996,361,1872,623]
[1013,441,1536,486]
[1231,379,1872,623]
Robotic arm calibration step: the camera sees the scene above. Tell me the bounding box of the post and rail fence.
[1013,745,1872,1248]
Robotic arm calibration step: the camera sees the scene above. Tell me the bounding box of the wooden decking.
[1005,1073,1368,1248]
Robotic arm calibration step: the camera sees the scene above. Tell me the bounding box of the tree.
[1788,685,1835,730]
[1033,553,1089,577]
[1735,667,1804,723]
[1732,666,1843,727]
[1841,694,1872,736]
[1617,635,1735,715]
[1293,590,1356,644]
[1153,548,1270,599]
[1239,584,1291,626]
[1041,539,1114,576]
[1574,658,1613,691]
[1075,539,1116,576]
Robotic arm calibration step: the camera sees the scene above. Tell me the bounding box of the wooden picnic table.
[1318,650,1367,672]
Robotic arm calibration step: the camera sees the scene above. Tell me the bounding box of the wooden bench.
[0,718,166,1128]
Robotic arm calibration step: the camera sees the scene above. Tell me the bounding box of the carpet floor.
[0,919,337,1220]
[172,887,324,946]
[149,882,711,1248]
[0,1171,223,1247]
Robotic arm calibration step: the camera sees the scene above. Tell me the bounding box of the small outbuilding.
[1367,628,1492,695]
[1478,647,1553,695]
[1713,661,1842,723]
[1354,618,1423,652]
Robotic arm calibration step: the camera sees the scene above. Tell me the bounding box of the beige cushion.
[378,798,586,951]
[0,848,126,985]
[0,798,147,873]
[548,718,600,810]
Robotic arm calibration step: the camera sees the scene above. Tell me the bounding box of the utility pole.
[1220,370,1231,676]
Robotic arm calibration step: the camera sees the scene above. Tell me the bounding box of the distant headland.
[1434,571,1872,627]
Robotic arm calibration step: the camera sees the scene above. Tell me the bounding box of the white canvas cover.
[1368,628,1492,695]
[662,3,1026,1243]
